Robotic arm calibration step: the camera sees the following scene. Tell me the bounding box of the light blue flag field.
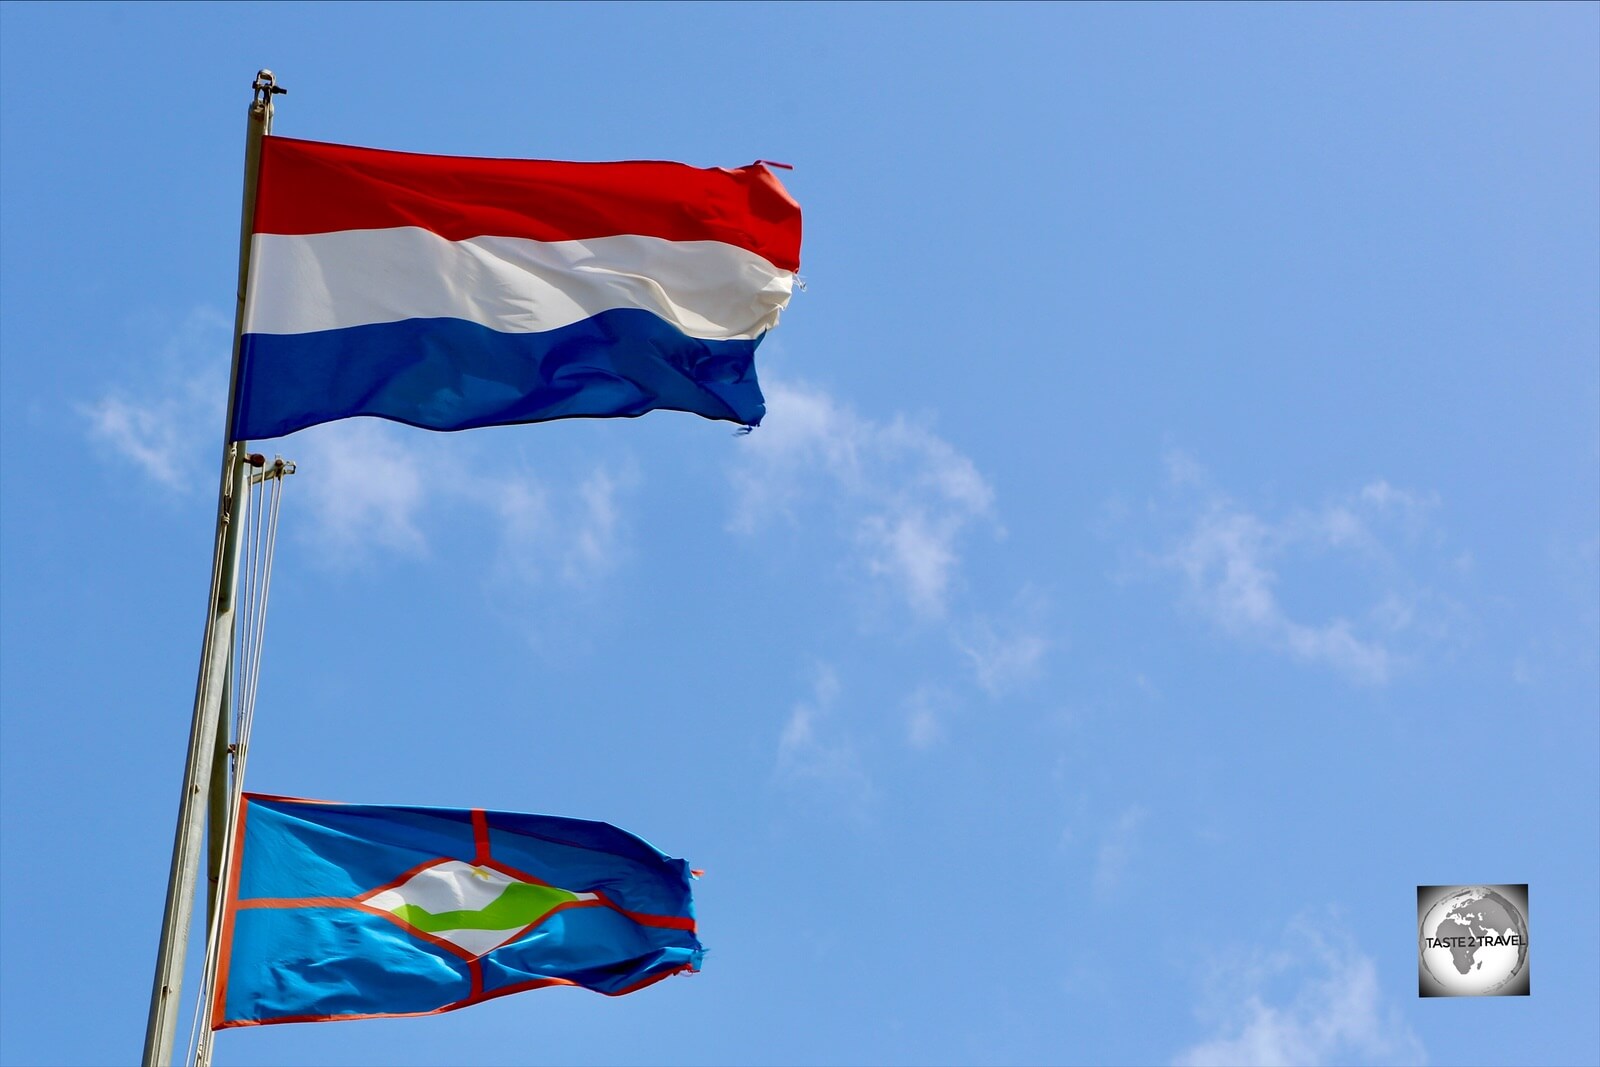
[213,794,703,1028]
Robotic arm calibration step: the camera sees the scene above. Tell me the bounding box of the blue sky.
[1,4,1596,1065]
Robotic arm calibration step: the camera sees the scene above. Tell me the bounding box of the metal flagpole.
[142,69,283,1067]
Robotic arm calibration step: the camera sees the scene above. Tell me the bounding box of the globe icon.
[1419,886,1529,995]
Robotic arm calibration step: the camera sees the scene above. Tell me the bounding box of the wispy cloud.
[776,664,869,801]
[1168,504,1394,683]
[903,684,956,750]
[1150,451,1457,684]
[1359,479,1440,527]
[1173,918,1425,1067]
[292,420,429,559]
[465,456,634,589]
[733,380,1054,757]
[1093,805,1147,899]
[957,590,1052,696]
[729,379,995,620]
[564,466,626,583]
[78,307,230,491]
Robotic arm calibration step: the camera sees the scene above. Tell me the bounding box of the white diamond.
[362,859,595,957]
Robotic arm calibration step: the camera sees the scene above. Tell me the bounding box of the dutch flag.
[230,136,802,441]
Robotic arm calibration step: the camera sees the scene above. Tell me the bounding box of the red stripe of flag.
[253,136,802,272]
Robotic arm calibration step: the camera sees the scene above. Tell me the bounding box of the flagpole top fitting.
[252,70,286,109]
[248,455,297,484]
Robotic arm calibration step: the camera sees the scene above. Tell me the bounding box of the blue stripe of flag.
[230,310,766,440]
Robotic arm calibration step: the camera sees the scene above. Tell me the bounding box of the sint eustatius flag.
[213,795,702,1028]
[230,137,802,441]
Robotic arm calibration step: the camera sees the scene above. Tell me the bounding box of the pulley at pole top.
[251,69,286,109]
[247,454,297,484]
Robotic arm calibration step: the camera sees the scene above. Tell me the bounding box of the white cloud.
[1168,505,1391,683]
[730,379,995,620]
[1164,449,1210,489]
[903,685,956,750]
[1359,479,1439,520]
[292,420,429,558]
[81,396,197,491]
[79,307,230,491]
[776,664,869,799]
[484,475,551,584]
[564,466,624,583]
[1092,805,1147,899]
[244,415,636,584]
[1173,919,1425,1067]
[1164,502,1401,684]
[732,381,1055,735]
[958,615,1050,696]
[1155,453,1457,684]
[466,458,633,588]
[859,508,962,617]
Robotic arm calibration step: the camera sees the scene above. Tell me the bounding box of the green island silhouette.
[392,882,579,933]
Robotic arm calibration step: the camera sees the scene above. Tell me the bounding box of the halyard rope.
[188,457,291,1067]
